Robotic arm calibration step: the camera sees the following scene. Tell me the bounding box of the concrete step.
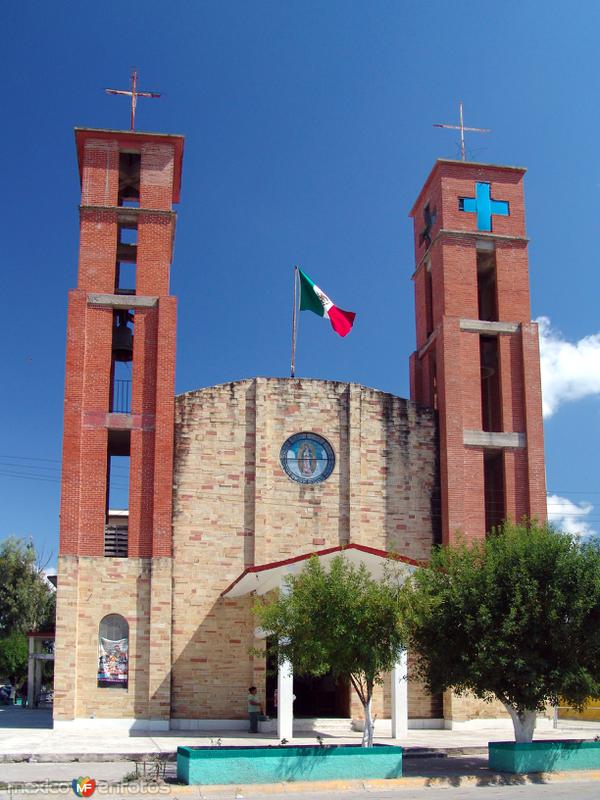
[259,717,354,734]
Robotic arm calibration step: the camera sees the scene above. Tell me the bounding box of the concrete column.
[277,576,293,740]
[34,659,43,708]
[27,637,35,708]
[391,648,408,738]
[277,656,294,741]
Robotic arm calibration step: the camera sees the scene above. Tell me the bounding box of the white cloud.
[537,316,600,418]
[547,494,596,539]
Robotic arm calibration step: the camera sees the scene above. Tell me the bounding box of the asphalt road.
[2,781,600,799]
[227,785,600,799]
[1,755,599,799]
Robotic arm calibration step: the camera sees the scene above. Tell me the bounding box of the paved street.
[202,785,600,799]
[2,756,600,799]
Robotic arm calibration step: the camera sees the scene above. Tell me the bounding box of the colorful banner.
[98,637,128,685]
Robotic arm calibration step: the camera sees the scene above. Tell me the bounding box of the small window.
[98,614,129,688]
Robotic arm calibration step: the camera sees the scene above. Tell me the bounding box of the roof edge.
[409,158,527,218]
[221,543,423,597]
[176,376,424,406]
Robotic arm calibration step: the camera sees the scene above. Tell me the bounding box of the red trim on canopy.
[221,543,422,598]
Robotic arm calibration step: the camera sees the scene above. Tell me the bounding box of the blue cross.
[459,182,509,232]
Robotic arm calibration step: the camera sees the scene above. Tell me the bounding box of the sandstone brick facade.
[171,378,440,721]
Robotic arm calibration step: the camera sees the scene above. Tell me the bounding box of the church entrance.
[293,672,350,718]
[265,639,351,718]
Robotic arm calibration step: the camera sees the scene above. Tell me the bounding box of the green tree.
[0,537,56,636]
[253,555,408,747]
[401,521,600,742]
[0,631,28,687]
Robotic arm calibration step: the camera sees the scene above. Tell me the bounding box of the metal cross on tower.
[433,102,490,161]
[105,70,161,131]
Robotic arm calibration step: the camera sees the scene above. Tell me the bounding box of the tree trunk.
[503,703,537,743]
[361,693,375,747]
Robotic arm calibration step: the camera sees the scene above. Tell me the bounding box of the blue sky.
[2,1,600,565]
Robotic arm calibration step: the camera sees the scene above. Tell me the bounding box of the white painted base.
[53,718,170,732]
[352,718,445,731]
[444,716,553,731]
[170,719,249,731]
[259,717,445,733]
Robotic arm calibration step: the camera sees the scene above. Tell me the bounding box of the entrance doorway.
[293,672,350,718]
[265,638,351,718]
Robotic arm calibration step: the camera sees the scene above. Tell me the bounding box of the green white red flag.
[298,268,356,337]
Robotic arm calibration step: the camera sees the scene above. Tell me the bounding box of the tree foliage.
[0,631,28,686]
[0,537,56,636]
[400,521,600,741]
[253,554,408,746]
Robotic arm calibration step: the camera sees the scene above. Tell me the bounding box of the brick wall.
[55,129,183,722]
[171,378,439,720]
[409,159,547,722]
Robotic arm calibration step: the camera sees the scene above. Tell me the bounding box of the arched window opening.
[98,614,129,689]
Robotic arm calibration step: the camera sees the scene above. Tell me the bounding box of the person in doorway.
[247,686,263,733]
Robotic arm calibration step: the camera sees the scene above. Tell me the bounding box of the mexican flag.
[298,269,356,337]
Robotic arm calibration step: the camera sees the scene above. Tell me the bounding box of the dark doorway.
[265,637,351,718]
[293,673,350,718]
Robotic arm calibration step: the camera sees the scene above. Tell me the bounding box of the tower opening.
[428,348,438,410]
[484,449,505,534]
[115,261,136,295]
[480,335,501,431]
[117,222,138,266]
[105,429,130,558]
[110,310,133,414]
[118,152,141,207]
[476,246,498,321]
[424,262,434,337]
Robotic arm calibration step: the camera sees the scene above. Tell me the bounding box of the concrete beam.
[87,294,158,309]
[463,430,526,449]
[460,319,520,335]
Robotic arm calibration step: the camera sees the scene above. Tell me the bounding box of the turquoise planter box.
[177,744,403,785]
[489,740,600,774]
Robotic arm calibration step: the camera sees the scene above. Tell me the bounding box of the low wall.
[489,740,600,774]
[177,744,403,785]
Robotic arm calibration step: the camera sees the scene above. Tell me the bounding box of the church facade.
[53,125,546,731]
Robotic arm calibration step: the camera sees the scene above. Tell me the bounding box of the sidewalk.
[1,706,600,762]
[3,756,600,799]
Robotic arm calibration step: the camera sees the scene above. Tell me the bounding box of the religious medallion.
[279,432,335,485]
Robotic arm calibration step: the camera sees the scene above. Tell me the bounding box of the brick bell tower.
[409,160,547,546]
[54,128,184,726]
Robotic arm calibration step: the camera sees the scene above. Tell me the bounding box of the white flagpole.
[290,266,299,378]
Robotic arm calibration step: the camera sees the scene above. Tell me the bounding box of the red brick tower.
[54,128,184,726]
[409,160,546,545]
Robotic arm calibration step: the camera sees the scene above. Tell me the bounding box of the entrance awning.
[221,543,420,598]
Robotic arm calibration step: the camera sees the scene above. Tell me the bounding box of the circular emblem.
[280,433,335,485]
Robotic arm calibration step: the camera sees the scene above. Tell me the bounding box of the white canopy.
[221,543,419,598]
